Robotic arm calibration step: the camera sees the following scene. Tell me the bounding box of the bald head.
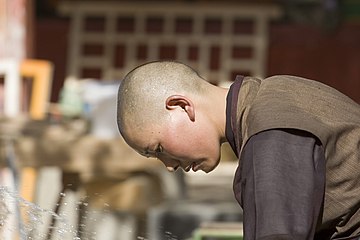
[117,61,210,140]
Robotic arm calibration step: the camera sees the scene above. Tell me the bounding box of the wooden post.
[20,59,54,119]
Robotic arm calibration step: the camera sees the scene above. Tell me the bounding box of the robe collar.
[225,75,244,157]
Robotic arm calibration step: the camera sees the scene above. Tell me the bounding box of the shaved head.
[117,61,229,173]
[117,61,209,141]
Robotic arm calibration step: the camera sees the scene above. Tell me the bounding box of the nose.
[166,165,179,172]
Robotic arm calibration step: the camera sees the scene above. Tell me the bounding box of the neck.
[206,84,230,143]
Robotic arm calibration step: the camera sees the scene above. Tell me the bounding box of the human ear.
[165,95,195,121]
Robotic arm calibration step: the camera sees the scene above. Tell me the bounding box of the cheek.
[163,121,199,156]
[166,122,216,157]
[164,114,220,163]
[164,126,194,153]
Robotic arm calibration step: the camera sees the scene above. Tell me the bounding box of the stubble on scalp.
[117,61,207,142]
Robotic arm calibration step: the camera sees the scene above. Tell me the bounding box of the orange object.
[20,59,53,120]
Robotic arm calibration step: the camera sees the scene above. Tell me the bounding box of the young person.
[117,61,360,240]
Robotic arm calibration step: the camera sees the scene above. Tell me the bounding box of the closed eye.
[143,148,151,158]
[155,144,163,156]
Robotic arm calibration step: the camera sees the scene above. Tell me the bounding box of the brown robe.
[232,75,360,238]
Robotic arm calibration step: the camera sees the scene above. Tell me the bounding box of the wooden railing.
[59,1,281,86]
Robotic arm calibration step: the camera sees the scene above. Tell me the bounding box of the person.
[116,61,360,240]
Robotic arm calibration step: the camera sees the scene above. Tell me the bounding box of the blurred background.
[0,0,359,239]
